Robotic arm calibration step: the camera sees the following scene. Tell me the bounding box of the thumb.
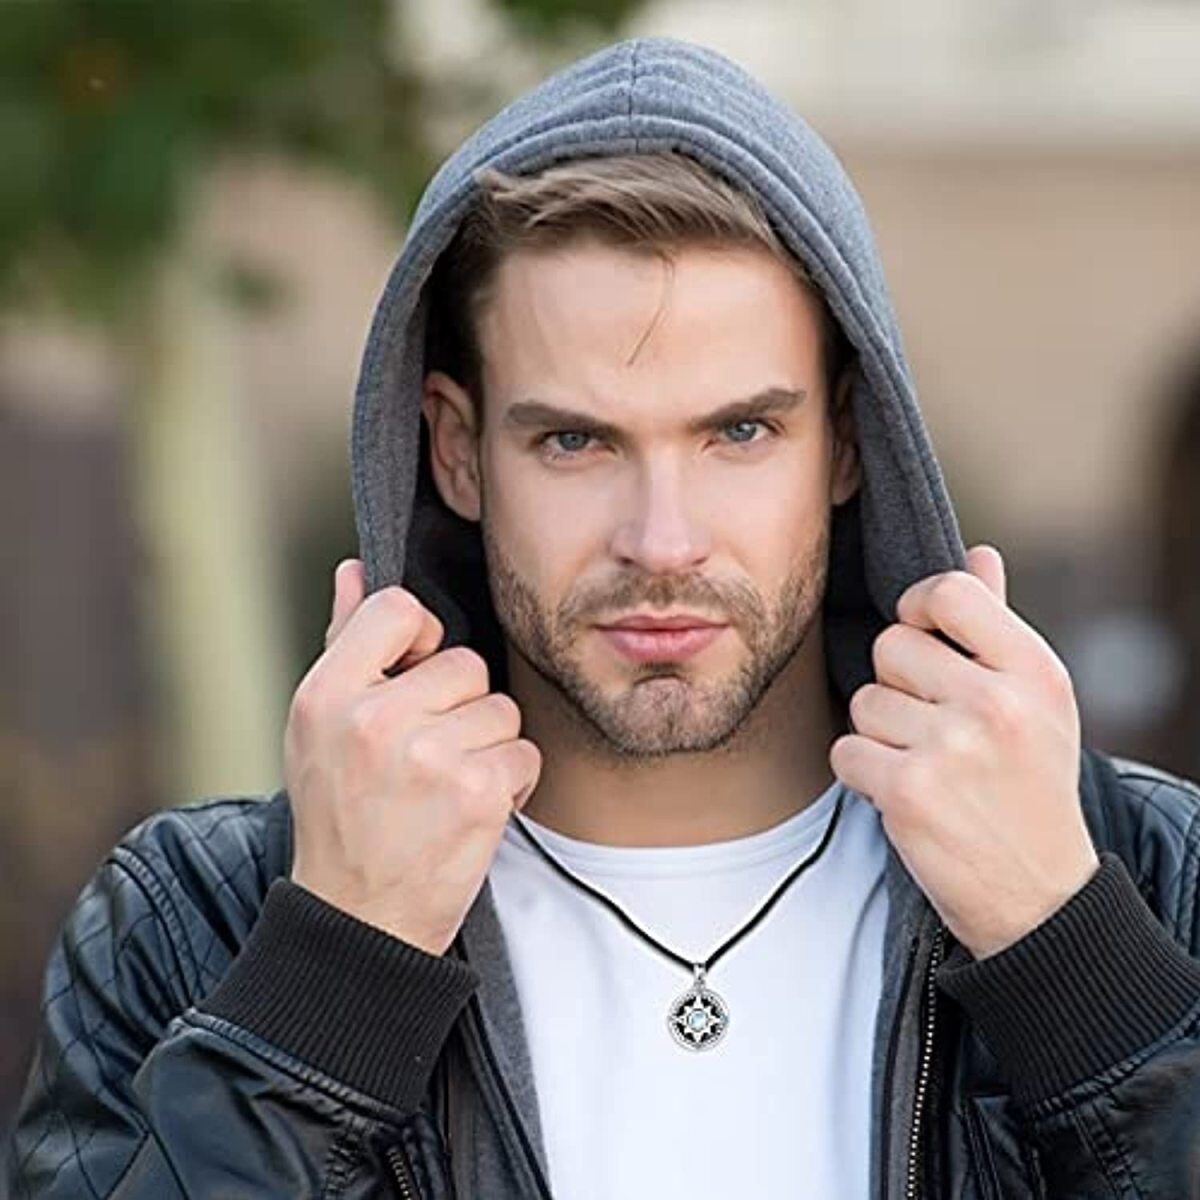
[966,543,1006,605]
[325,558,365,648]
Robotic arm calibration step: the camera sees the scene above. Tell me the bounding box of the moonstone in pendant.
[667,978,730,1050]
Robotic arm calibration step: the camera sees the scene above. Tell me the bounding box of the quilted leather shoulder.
[1082,747,1200,948]
[109,790,293,1001]
[1108,753,1200,806]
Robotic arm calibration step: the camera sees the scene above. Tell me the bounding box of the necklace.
[506,786,846,1051]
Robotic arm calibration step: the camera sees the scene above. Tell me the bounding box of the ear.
[421,370,483,522]
[829,367,861,506]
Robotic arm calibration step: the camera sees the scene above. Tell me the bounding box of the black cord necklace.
[506,786,846,1051]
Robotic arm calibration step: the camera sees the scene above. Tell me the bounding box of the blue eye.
[542,430,593,455]
[723,419,767,444]
[534,418,777,460]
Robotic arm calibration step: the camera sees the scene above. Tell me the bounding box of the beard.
[479,507,830,762]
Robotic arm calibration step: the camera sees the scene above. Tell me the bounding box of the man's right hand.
[284,558,542,956]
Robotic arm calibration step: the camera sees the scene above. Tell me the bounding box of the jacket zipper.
[879,932,920,1200]
[387,1143,423,1200]
[904,923,947,1200]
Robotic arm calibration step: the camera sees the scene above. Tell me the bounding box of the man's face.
[426,237,859,759]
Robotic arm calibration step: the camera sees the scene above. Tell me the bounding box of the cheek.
[727,494,830,629]
[729,509,824,601]
[721,450,829,553]
[483,449,604,595]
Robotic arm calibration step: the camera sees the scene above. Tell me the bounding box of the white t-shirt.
[487,778,890,1199]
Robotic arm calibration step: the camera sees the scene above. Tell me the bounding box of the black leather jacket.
[5,743,1200,1199]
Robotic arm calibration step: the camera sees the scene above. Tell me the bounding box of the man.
[7,35,1200,1200]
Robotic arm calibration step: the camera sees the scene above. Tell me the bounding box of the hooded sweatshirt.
[347,34,968,1200]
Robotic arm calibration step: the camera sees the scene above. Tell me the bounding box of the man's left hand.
[829,543,1101,960]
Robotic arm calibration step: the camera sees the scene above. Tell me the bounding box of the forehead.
[477,239,825,418]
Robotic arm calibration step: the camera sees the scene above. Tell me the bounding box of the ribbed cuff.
[934,851,1200,1110]
[198,878,481,1113]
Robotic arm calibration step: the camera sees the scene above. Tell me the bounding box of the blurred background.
[3,0,1199,1133]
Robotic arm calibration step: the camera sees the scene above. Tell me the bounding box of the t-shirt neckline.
[501,778,847,878]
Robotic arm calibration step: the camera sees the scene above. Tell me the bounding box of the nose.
[608,456,712,574]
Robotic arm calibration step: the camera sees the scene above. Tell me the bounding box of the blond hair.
[425,151,854,426]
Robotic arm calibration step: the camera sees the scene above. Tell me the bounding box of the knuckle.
[345,697,387,748]
[936,718,976,760]
[512,741,543,807]
[458,764,498,812]
[373,585,420,623]
[289,676,326,730]
[848,684,873,728]
[519,736,543,771]
[925,588,951,624]
[943,570,974,596]
[828,733,851,773]
[872,624,904,668]
[928,574,967,619]
[1043,655,1075,699]
[979,684,1022,733]
[405,729,446,777]
[488,692,523,731]
[446,645,490,688]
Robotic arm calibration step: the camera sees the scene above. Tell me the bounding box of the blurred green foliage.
[0,0,642,327]
[0,0,432,322]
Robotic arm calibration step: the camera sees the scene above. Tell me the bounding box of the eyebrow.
[500,386,807,441]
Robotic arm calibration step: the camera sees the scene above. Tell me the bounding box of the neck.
[510,629,848,848]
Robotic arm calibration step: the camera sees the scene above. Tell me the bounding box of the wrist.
[289,872,455,957]
[200,878,480,1112]
[958,850,1102,960]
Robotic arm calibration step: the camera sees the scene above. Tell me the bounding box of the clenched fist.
[285,558,542,956]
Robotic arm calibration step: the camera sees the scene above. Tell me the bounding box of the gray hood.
[347,34,966,1200]
[351,35,967,701]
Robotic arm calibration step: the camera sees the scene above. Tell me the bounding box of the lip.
[598,614,723,630]
[597,623,727,663]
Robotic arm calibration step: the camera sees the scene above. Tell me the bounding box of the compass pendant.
[667,966,729,1050]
